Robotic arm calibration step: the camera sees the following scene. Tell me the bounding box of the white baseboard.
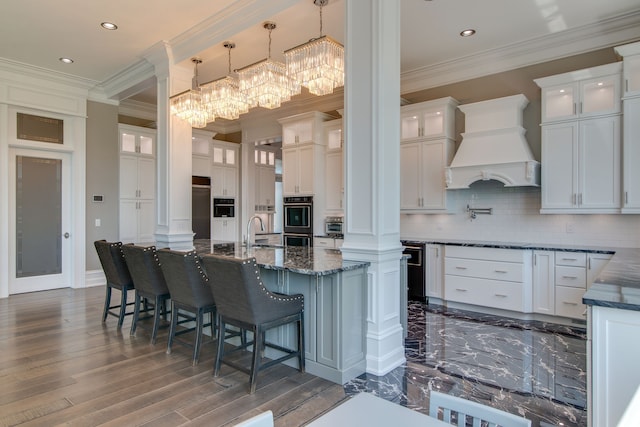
[85,269,105,288]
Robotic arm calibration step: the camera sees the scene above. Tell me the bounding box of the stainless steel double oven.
[283,196,313,247]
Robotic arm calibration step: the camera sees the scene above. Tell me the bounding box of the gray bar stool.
[94,240,135,329]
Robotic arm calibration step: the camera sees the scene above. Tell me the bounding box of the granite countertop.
[192,239,370,276]
[583,248,640,311]
[400,238,617,254]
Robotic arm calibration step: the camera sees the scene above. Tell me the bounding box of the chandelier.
[237,22,295,110]
[169,58,212,128]
[284,0,344,96]
[201,42,249,121]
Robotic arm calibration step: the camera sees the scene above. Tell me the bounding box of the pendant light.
[284,0,344,96]
[170,58,212,128]
[202,42,249,121]
[237,22,295,110]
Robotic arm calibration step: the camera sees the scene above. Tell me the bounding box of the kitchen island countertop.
[192,239,370,276]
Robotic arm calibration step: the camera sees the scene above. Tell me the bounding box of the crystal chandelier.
[169,58,213,128]
[201,42,249,121]
[284,0,344,96]
[237,22,294,110]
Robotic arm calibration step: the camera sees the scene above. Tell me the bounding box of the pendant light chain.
[319,3,323,38]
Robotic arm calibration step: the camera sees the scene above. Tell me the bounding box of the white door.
[9,148,72,294]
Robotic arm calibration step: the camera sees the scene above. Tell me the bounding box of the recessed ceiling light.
[59,57,74,64]
[101,22,118,30]
[460,29,476,37]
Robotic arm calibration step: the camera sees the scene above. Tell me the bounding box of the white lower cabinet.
[119,199,155,244]
[533,250,555,315]
[590,306,640,427]
[314,237,343,249]
[425,244,443,299]
[444,246,533,313]
[212,218,236,242]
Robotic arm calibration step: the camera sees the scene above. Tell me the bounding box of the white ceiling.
[1,0,639,113]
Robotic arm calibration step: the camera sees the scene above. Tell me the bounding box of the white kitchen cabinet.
[533,250,555,315]
[400,97,458,141]
[119,125,156,244]
[425,244,444,300]
[615,41,640,97]
[192,133,211,177]
[537,63,621,123]
[324,119,344,213]
[587,253,612,285]
[400,138,454,212]
[282,144,316,195]
[119,199,155,244]
[400,97,457,213]
[622,98,640,212]
[211,164,237,197]
[444,246,533,313]
[590,306,640,427]
[255,165,276,211]
[540,116,621,213]
[212,218,236,242]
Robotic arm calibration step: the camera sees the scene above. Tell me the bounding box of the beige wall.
[86,101,119,270]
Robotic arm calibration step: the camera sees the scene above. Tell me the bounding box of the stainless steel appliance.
[325,216,343,237]
[192,176,211,239]
[401,241,426,302]
[213,197,235,218]
[283,196,313,246]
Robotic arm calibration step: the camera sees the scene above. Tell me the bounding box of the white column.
[144,42,195,250]
[341,1,404,375]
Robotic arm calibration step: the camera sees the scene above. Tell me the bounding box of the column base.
[154,231,194,250]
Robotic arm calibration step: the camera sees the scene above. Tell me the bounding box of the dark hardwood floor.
[0,287,347,426]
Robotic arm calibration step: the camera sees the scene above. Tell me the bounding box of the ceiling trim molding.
[169,0,301,65]
[118,99,157,121]
[401,10,640,94]
[0,58,97,94]
[97,59,157,100]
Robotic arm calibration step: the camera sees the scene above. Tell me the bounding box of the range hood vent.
[445,94,540,189]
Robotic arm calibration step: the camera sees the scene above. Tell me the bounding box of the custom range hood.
[445,94,540,189]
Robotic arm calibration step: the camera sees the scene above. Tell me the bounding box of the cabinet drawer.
[445,275,525,312]
[445,245,526,263]
[555,252,586,267]
[445,258,523,282]
[555,286,586,319]
[555,266,586,288]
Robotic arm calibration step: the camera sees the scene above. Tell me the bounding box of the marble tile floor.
[344,302,588,427]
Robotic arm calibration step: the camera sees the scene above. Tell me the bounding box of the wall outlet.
[95,218,101,227]
[566,222,574,233]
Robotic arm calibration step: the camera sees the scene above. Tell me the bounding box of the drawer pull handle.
[562,275,578,279]
[495,294,508,298]
[455,266,467,270]
[563,301,578,306]
[561,258,578,261]
[494,270,508,274]
[455,288,468,292]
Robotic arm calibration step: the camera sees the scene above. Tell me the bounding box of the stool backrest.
[156,249,214,308]
[94,240,133,288]
[121,244,169,296]
[201,255,286,324]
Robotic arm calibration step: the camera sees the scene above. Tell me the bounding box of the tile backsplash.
[400,181,640,248]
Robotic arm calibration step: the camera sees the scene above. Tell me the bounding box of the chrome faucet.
[245,215,265,247]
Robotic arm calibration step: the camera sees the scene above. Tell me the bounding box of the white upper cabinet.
[615,42,640,213]
[537,62,622,123]
[615,41,640,96]
[401,97,458,141]
[120,124,155,156]
[210,141,239,198]
[536,63,622,214]
[400,97,458,213]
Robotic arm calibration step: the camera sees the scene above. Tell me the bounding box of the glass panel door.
[9,149,71,294]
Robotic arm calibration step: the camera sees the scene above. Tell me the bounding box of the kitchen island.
[582,248,640,427]
[193,240,370,384]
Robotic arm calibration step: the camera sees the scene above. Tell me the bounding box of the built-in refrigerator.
[192,176,211,239]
